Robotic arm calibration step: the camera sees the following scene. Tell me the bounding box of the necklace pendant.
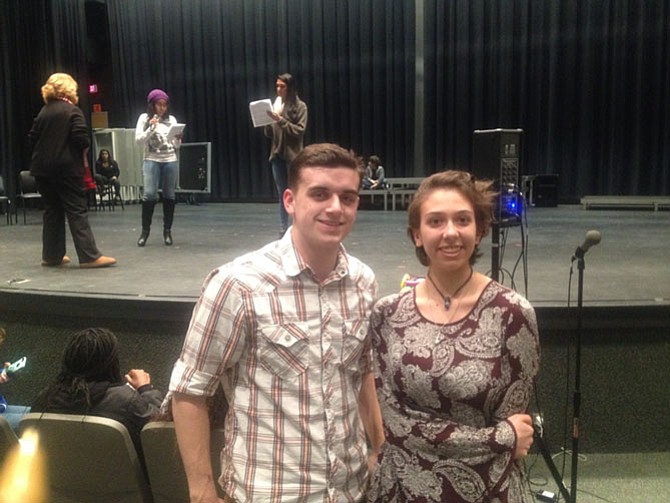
[444,296,451,310]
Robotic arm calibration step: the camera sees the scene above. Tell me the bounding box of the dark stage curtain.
[105,0,415,200]
[0,0,89,197]
[2,1,669,201]
[424,0,670,198]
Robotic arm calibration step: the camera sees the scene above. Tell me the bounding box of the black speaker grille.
[501,158,519,186]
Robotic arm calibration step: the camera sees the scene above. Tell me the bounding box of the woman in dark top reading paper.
[263,73,308,236]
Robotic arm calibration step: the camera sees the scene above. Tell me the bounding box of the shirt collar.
[278,227,350,284]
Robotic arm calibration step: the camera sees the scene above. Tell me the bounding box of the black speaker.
[472,129,524,224]
[178,143,211,193]
[85,2,111,66]
[471,128,523,189]
[534,174,559,207]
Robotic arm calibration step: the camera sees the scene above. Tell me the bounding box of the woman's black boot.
[138,200,155,246]
[163,199,175,246]
[137,230,150,247]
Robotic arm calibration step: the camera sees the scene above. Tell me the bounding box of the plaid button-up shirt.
[170,231,377,502]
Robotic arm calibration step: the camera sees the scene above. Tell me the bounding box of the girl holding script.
[134,89,183,246]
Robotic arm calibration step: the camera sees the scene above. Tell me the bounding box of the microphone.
[572,230,601,260]
[145,114,159,131]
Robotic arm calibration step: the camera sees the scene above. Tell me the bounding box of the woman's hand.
[266,110,281,122]
[125,368,151,389]
[507,413,534,460]
[0,363,10,383]
[367,449,379,477]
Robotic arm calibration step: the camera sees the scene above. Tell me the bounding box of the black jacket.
[95,159,120,179]
[28,99,90,178]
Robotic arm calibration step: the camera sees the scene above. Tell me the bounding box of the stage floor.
[1,202,668,308]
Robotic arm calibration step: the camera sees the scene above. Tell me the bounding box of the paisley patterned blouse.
[368,281,539,502]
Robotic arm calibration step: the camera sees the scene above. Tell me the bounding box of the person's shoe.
[79,256,117,269]
[137,230,149,247]
[41,256,71,267]
[163,230,173,246]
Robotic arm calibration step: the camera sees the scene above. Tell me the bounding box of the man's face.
[284,166,360,254]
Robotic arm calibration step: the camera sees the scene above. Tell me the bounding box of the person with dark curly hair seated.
[31,327,163,455]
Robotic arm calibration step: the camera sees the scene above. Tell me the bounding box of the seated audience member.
[367,154,387,189]
[362,158,374,189]
[31,327,163,453]
[94,148,121,199]
[0,328,31,430]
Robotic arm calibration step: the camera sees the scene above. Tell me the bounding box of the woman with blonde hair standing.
[28,72,116,268]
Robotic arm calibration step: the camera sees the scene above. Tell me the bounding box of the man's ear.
[283,188,295,215]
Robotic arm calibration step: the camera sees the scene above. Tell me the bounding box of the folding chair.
[0,175,11,225]
[15,170,42,224]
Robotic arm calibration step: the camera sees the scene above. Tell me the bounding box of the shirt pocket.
[258,322,310,378]
[341,318,370,372]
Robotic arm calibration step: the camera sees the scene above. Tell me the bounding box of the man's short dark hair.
[288,143,364,189]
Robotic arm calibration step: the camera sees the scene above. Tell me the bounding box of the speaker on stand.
[471,128,526,289]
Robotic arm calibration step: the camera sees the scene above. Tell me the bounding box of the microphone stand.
[534,251,587,503]
[568,251,586,503]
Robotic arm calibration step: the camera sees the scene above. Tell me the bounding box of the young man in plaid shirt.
[170,143,383,502]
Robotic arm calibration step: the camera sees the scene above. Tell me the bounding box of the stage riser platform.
[1,299,668,454]
[581,195,670,211]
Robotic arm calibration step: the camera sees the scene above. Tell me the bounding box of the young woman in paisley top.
[368,170,539,502]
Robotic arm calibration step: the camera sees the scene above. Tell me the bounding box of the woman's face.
[276,79,287,99]
[101,151,109,161]
[411,188,480,271]
[154,99,168,117]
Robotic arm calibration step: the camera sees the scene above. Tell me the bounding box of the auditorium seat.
[18,412,152,503]
[141,421,226,502]
[0,416,19,467]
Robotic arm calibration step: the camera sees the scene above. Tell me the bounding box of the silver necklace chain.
[426,267,474,310]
